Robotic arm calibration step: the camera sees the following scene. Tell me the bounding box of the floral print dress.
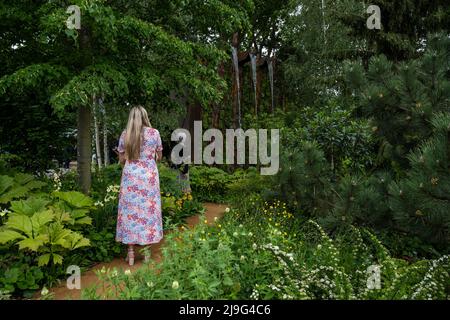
[116,127,163,245]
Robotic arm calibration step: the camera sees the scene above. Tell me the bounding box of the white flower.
[248,232,253,236]
[214,217,218,222]
[41,287,49,296]
[172,281,179,289]
[225,207,230,213]
[240,255,246,261]
[252,243,258,250]
[0,208,10,217]
[233,232,238,237]
[124,269,132,275]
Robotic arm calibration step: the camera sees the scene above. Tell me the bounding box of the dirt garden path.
[40,203,228,300]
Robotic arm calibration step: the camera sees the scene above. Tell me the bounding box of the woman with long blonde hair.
[115,105,163,265]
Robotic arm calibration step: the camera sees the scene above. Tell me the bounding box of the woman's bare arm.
[113,147,126,167]
[119,152,126,166]
[156,151,162,162]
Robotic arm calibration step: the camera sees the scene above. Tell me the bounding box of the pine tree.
[319,171,393,233]
[389,112,450,248]
[344,34,450,170]
[272,141,332,216]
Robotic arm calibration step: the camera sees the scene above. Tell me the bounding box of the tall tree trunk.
[231,32,240,129]
[77,104,92,194]
[93,97,102,168]
[321,0,327,44]
[185,101,203,150]
[256,63,262,114]
[77,24,93,193]
[102,98,110,166]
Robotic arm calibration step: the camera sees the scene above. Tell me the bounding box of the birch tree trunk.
[93,96,103,168]
[77,104,92,194]
[102,98,110,166]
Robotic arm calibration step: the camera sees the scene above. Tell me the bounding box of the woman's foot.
[126,246,135,266]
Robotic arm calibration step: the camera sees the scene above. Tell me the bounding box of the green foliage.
[319,171,393,233]
[0,250,44,298]
[0,194,91,266]
[161,191,204,230]
[158,163,184,196]
[227,167,270,201]
[83,200,450,300]
[189,166,233,203]
[76,229,123,264]
[297,103,376,174]
[388,112,450,247]
[271,141,332,215]
[344,35,450,169]
[0,173,47,204]
[0,189,93,296]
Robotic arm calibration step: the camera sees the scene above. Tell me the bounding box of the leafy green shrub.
[162,192,204,230]
[75,229,123,264]
[0,173,47,204]
[189,166,233,203]
[0,191,93,296]
[0,154,25,176]
[296,102,376,174]
[270,141,332,215]
[91,164,122,199]
[0,194,91,266]
[227,167,270,201]
[83,202,450,300]
[158,162,184,196]
[0,249,44,298]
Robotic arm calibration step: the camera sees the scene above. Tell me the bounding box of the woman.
[116,105,163,266]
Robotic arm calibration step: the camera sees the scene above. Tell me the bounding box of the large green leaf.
[5,214,33,237]
[65,232,90,250]
[45,223,72,247]
[52,191,94,208]
[17,234,48,251]
[74,216,92,225]
[38,253,51,267]
[10,197,50,216]
[30,210,55,230]
[24,180,47,191]
[0,185,28,204]
[53,209,72,224]
[0,229,25,244]
[52,253,63,265]
[0,175,14,194]
[13,173,34,185]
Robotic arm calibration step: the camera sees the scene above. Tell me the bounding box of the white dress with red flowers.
[116,127,163,245]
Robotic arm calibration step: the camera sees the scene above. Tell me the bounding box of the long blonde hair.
[124,105,151,160]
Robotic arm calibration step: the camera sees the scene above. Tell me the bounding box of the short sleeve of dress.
[117,131,125,153]
[155,130,163,152]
